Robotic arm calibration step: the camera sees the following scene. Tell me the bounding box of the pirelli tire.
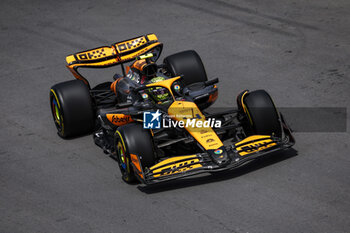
[240,90,282,138]
[163,50,208,86]
[50,80,95,138]
[114,123,156,183]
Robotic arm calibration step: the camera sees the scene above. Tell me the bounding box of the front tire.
[114,124,155,183]
[50,80,94,138]
[239,90,282,137]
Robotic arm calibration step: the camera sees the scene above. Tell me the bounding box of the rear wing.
[65,33,163,87]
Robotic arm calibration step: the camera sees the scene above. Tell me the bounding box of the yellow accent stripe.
[235,135,277,156]
[115,131,126,152]
[150,155,202,178]
[235,135,271,146]
[150,155,198,170]
[241,91,253,125]
[50,89,61,108]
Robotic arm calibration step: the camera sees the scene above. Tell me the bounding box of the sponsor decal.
[174,84,180,91]
[214,149,223,155]
[238,142,275,156]
[209,143,219,147]
[153,159,202,177]
[112,115,130,123]
[200,130,207,134]
[107,114,133,126]
[201,134,212,138]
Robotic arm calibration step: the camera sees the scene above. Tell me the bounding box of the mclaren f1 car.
[50,33,295,184]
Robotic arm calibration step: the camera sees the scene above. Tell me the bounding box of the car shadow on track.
[138,148,298,194]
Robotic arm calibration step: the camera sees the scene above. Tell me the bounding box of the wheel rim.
[53,100,60,122]
[117,141,127,172]
[50,94,62,132]
[115,132,136,183]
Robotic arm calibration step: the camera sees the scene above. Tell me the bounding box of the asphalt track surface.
[1,0,349,232]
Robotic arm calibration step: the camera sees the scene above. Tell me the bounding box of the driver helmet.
[148,76,170,102]
[130,58,158,84]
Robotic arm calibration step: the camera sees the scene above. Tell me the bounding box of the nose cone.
[209,147,231,166]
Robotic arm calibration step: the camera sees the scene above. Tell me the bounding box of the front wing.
[131,134,295,185]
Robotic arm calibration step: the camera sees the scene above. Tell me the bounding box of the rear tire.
[114,123,155,183]
[240,90,282,137]
[164,50,208,86]
[50,80,94,138]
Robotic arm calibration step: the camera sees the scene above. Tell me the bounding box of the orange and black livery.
[50,34,295,185]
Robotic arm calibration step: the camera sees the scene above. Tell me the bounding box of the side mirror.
[204,78,219,86]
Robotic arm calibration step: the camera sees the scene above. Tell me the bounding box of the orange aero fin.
[130,153,145,180]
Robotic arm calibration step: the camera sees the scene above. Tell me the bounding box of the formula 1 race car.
[50,34,295,184]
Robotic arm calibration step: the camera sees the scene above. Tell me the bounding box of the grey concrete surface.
[1,0,349,232]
